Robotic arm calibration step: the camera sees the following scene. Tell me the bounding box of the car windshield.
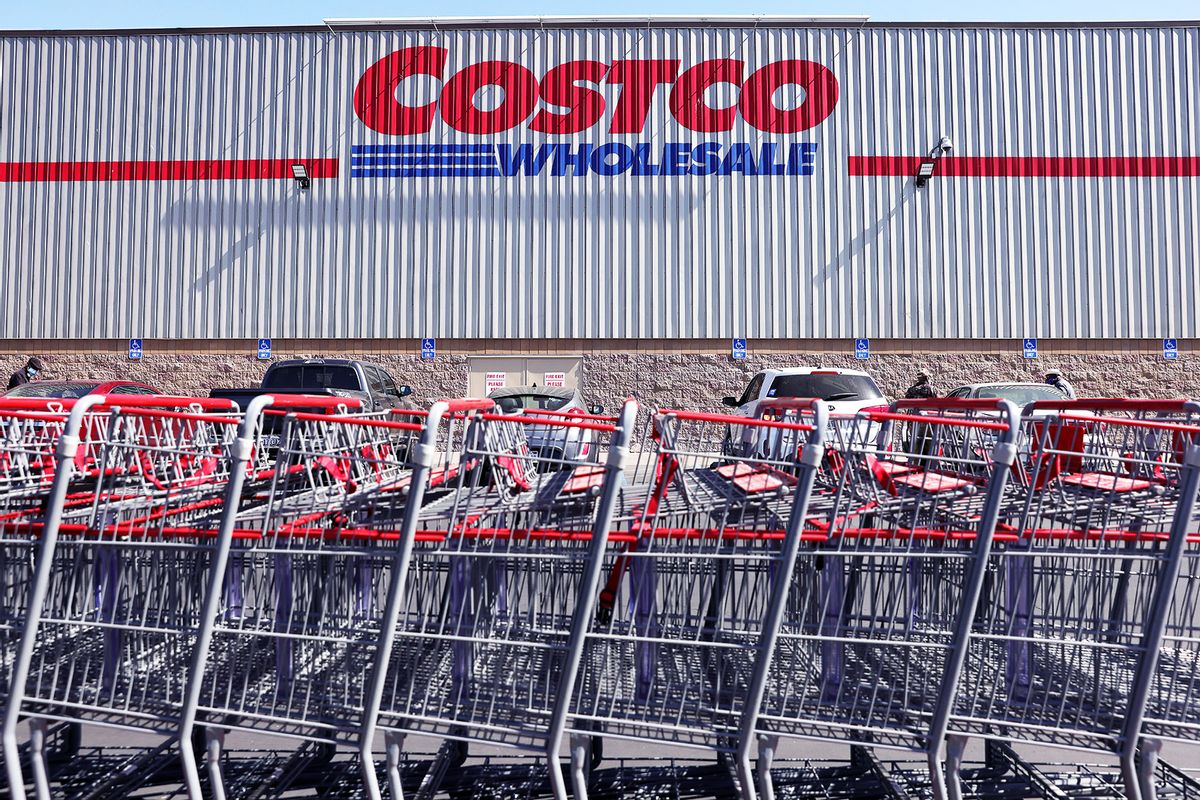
[766,374,883,402]
[975,384,1066,405]
[6,382,99,399]
[493,394,571,413]
[263,365,360,391]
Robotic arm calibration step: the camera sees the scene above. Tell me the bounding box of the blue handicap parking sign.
[731,338,747,360]
[1023,338,1038,359]
[1164,338,1179,360]
[257,338,272,360]
[421,337,437,361]
[854,338,870,360]
[128,338,143,360]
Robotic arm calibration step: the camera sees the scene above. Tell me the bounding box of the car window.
[110,385,154,395]
[364,366,386,395]
[380,370,401,397]
[766,374,883,402]
[737,374,765,406]
[975,384,1066,405]
[493,394,572,412]
[263,365,360,391]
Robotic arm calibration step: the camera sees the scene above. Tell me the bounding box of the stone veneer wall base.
[2,343,1194,416]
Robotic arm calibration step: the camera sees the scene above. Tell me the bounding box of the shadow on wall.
[160,176,823,297]
[813,179,916,285]
[157,193,288,292]
[147,164,952,342]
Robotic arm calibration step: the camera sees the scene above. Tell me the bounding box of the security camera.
[937,136,953,153]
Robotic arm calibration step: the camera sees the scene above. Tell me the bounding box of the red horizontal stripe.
[0,158,339,182]
[849,155,1200,178]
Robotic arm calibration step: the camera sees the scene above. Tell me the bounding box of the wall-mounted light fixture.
[291,163,311,191]
[915,136,953,188]
[915,160,937,187]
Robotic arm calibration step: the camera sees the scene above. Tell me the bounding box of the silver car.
[945,382,1069,407]
[488,386,603,465]
[945,382,1109,467]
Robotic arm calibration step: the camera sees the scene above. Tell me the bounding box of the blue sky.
[3,1,1198,30]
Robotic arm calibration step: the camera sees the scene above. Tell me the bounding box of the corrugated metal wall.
[1,24,1197,340]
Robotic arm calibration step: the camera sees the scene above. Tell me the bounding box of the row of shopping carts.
[1,391,1200,800]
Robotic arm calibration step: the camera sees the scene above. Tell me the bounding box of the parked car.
[724,367,887,416]
[3,379,159,399]
[488,386,603,465]
[943,382,1114,469]
[723,367,889,455]
[210,359,412,415]
[945,382,1068,406]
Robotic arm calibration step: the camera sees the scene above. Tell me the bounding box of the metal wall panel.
[0,24,1197,340]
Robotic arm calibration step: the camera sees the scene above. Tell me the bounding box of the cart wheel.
[449,738,469,770]
[313,740,336,766]
[45,721,82,767]
[189,723,207,770]
[62,722,81,761]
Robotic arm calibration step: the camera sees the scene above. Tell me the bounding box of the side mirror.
[398,385,412,397]
[588,403,604,415]
[722,396,740,408]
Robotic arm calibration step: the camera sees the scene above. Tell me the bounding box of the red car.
[4,380,160,399]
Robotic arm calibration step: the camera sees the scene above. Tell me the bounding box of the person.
[7,356,45,391]
[904,371,936,456]
[905,371,936,399]
[1045,369,1076,399]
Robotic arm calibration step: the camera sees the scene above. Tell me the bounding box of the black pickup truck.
[210,358,412,414]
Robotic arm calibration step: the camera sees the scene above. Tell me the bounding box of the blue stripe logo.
[350,144,500,178]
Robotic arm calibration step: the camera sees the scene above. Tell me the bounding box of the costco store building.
[1,17,1198,408]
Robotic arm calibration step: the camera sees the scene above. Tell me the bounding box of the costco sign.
[354,47,838,135]
[351,47,837,178]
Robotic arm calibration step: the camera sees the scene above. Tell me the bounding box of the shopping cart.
[1140,439,1200,800]
[563,399,828,800]
[943,399,1200,800]
[361,399,638,800]
[0,399,77,712]
[180,399,488,800]
[0,394,253,799]
[748,398,1020,800]
[0,393,360,800]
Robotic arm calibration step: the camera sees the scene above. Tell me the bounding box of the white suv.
[723,367,889,455]
[724,367,888,416]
